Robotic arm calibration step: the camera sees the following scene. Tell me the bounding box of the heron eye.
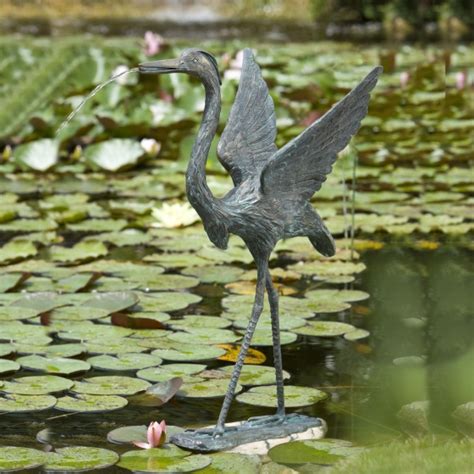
[193,58,198,63]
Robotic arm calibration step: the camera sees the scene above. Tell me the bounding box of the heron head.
[139,49,221,84]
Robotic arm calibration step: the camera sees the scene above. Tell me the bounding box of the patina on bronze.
[139,49,381,451]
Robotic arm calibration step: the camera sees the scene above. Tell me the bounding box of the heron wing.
[260,66,382,200]
[217,48,277,186]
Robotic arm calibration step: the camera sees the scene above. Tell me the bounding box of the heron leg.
[214,261,266,435]
[266,271,285,417]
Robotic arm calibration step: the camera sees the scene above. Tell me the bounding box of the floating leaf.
[1,375,73,394]
[293,321,355,337]
[45,446,119,472]
[0,447,48,471]
[119,448,211,473]
[150,344,226,362]
[344,329,370,341]
[87,353,163,371]
[178,379,240,399]
[218,365,290,386]
[0,394,56,412]
[305,289,370,303]
[0,273,31,293]
[181,265,245,284]
[197,453,261,474]
[48,241,108,263]
[0,359,20,375]
[0,240,37,264]
[81,291,139,314]
[137,364,206,382]
[236,385,327,408]
[168,328,241,345]
[171,315,232,330]
[18,355,91,374]
[250,330,297,346]
[72,376,151,396]
[13,139,59,171]
[55,394,128,413]
[84,139,146,172]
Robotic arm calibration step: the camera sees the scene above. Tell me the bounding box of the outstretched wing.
[260,66,382,200]
[217,48,277,186]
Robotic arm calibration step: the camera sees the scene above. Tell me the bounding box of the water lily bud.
[144,31,164,57]
[1,144,12,160]
[455,71,466,90]
[400,71,410,88]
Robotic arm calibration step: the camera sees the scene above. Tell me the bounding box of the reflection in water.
[342,246,473,442]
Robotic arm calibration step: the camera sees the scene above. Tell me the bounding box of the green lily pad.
[236,385,327,408]
[81,291,139,313]
[85,339,147,355]
[132,274,200,291]
[67,218,128,232]
[218,365,290,386]
[13,343,85,358]
[305,289,370,303]
[181,265,245,284]
[0,273,30,293]
[55,273,100,293]
[1,375,73,394]
[88,353,163,371]
[344,329,370,341]
[293,321,356,337]
[17,355,91,374]
[84,139,145,172]
[0,306,39,321]
[71,376,151,396]
[250,330,297,346]
[289,261,366,276]
[305,300,351,313]
[10,292,58,313]
[196,452,261,474]
[13,139,59,171]
[168,328,241,345]
[171,315,232,330]
[268,439,348,465]
[0,446,48,472]
[0,343,14,357]
[137,363,206,382]
[55,394,128,413]
[48,241,108,263]
[178,379,241,399]
[50,306,110,321]
[138,293,202,312]
[151,344,226,362]
[0,359,20,375]
[119,448,211,473]
[58,324,134,341]
[45,446,119,472]
[92,229,152,247]
[107,425,185,445]
[0,394,56,412]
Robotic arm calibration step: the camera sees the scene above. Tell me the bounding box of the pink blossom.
[144,31,164,57]
[133,421,167,449]
[400,71,410,88]
[455,71,466,90]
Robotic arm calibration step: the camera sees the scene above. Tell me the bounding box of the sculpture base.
[170,413,323,452]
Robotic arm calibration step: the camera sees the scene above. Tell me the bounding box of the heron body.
[140,49,381,436]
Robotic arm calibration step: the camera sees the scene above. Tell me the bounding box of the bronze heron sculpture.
[140,49,381,450]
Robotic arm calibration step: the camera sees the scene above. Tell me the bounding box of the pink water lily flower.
[133,421,167,449]
[144,31,164,56]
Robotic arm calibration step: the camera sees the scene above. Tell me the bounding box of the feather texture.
[260,66,382,200]
[217,48,277,186]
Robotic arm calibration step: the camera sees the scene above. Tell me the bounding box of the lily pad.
[0,394,56,412]
[305,289,370,303]
[81,289,139,313]
[50,306,110,321]
[171,315,232,330]
[17,355,91,374]
[67,218,128,232]
[293,321,356,337]
[84,139,146,172]
[119,448,211,473]
[138,292,202,312]
[1,375,73,394]
[196,452,261,474]
[55,394,128,413]
[0,447,48,472]
[48,241,108,263]
[178,379,241,399]
[181,265,245,284]
[45,446,119,472]
[0,306,39,321]
[250,330,297,346]
[0,273,30,293]
[137,363,206,382]
[87,353,163,371]
[71,376,151,396]
[0,359,21,375]
[236,385,327,408]
[344,329,370,341]
[218,365,290,386]
[151,344,226,362]
[131,274,200,291]
[0,343,14,357]
[168,328,241,345]
[13,139,59,171]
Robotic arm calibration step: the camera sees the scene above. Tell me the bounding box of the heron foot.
[247,413,287,427]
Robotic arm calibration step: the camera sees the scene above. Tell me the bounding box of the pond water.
[0,36,472,471]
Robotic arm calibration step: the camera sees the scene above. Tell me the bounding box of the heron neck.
[185,74,222,218]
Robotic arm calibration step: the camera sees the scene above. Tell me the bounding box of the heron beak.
[139,58,181,74]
